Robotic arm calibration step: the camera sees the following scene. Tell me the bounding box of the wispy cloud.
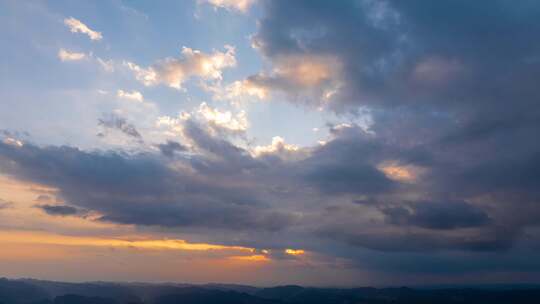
[57,48,86,61]
[63,17,102,41]
[117,90,144,102]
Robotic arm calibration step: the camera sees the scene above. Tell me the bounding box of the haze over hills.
[1,278,540,304]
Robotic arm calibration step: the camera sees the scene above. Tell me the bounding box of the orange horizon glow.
[0,230,255,253]
[229,254,270,262]
[285,249,305,256]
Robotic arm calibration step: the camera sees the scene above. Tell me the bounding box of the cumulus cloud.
[197,102,248,133]
[63,17,102,41]
[252,136,303,161]
[155,102,249,141]
[125,45,236,89]
[58,48,86,61]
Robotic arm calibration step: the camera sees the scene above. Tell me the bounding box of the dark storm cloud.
[98,114,142,139]
[253,0,540,111]
[296,125,395,195]
[247,0,540,253]
[317,223,517,253]
[380,201,491,230]
[35,204,82,216]
[0,127,296,233]
[182,120,263,175]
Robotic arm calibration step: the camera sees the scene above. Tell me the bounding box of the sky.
[1,0,540,287]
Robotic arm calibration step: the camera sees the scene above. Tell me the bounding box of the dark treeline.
[2,278,540,304]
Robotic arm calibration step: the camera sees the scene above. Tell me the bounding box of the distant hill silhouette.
[54,295,117,304]
[1,278,540,304]
[154,288,277,304]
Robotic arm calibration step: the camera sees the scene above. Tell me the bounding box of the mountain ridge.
[2,278,540,304]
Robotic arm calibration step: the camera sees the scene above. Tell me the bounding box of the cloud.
[377,161,424,183]
[125,45,236,89]
[35,194,53,202]
[63,17,102,41]
[58,48,86,61]
[206,79,269,104]
[35,204,83,217]
[123,61,158,87]
[97,58,114,72]
[117,90,144,102]
[98,114,142,139]
[297,126,395,195]
[226,0,540,255]
[2,137,23,147]
[214,54,342,106]
[181,120,260,174]
[200,0,255,13]
[0,137,294,233]
[0,199,13,210]
[155,102,249,142]
[250,0,540,115]
[252,136,303,161]
[250,55,341,89]
[157,140,186,158]
[196,102,248,133]
[380,201,491,230]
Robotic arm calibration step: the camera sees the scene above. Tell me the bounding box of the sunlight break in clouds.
[63,17,102,41]
[377,161,425,183]
[125,45,236,89]
[285,249,305,256]
[57,48,86,61]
